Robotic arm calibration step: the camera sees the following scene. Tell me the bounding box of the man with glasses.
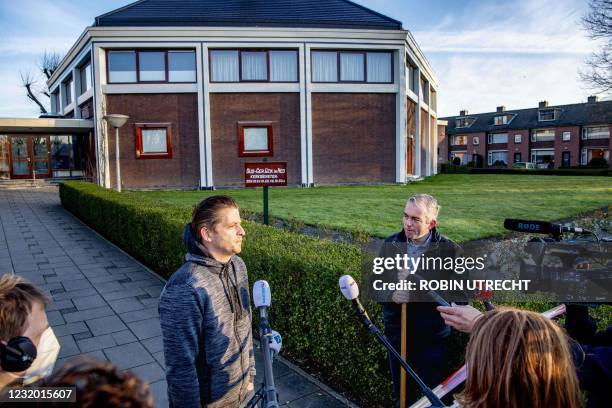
[379,194,463,405]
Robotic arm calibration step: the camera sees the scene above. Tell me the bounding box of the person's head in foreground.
[403,194,439,244]
[191,195,245,262]
[0,274,58,388]
[457,308,582,408]
[38,357,153,407]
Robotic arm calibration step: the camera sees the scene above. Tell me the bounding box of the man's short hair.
[406,194,440,222]
[191,195,238,238]
[0,275,49,340]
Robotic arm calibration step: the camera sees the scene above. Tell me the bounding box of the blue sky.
[0,0,601,118]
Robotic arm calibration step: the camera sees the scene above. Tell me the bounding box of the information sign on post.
[244,162,287,225]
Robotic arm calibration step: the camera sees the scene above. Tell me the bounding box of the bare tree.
[40,51,62,81]
[19,50,63,114]
[20,70,48,114]
[580,0,612,94]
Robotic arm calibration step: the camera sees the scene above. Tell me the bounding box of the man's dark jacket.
[379,227,465,342]
[378,227,465,401]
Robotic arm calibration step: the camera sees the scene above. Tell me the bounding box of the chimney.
[496,105,506,113]
[538,101,548,109]
[587,95,599,103]
[459,109,468,116]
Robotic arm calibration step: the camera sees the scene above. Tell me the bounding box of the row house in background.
[439,97,612,169]
[32,0,440,189]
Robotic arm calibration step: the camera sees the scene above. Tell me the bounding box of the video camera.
[503,218,612,301]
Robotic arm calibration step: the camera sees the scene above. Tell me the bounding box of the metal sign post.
[263,185,269,225]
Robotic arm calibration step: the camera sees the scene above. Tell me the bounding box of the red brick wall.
[508,129,530,166]
[429,115,435,171]
[437,124,447,166]
[467,132,486,165]
[555,126,580,167]
[311,93,395,184]
[210,93,301,187]
[105,93,200,189]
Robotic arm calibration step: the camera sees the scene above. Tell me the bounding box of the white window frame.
[514,134,522,144]
[581,126,610,140]
[538,109,557,121]
[530,149,555,165]
[473,136,479,145]
[450,151,468,165]
[452,135,468,146]
[562,131,571,142]
[531,128,555,142]
[494,115,508,125]
[581,147,610,165]
[487,133,508,144]
[455,117,475,128]
[488,150,508,166]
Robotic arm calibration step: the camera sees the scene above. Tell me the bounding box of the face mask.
[22,327,60,385]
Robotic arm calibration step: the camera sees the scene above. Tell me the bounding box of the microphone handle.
[351,300,446,408]
[258,307,279,407]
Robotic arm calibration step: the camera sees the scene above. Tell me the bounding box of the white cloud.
[409,0,598,116]
[434,53,592,117]
[414,0,591,55]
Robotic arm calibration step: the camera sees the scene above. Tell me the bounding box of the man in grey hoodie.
[159,195,255,408]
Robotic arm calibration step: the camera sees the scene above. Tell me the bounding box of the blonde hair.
[406,194,440,222]
[456,308,582,408]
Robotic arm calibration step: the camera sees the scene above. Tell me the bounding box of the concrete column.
[299,44,309,186]
[396,48,407,183]
[414,67,422,177]
[58,82,65,115]
[72,67,81,119]
[93,45,110,188]
[198,44,213,188]
[304,44,314,186]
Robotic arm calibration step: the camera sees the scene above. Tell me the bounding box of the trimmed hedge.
[59,182,393,407]
[440,163,611,176]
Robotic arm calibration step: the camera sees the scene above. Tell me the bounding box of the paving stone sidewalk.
[0,187,356,408]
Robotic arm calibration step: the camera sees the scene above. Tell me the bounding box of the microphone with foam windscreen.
[339,274,373,327]
[339,275,447,408]
[504,219,589,236]
[253,280,273,337]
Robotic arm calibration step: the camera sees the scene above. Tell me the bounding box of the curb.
[56,190,360,407]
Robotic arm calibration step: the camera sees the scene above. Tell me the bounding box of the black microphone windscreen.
[504,219,554,234]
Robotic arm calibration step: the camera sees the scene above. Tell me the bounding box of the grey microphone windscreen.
[253,280,271,308]
[339,275,359,300]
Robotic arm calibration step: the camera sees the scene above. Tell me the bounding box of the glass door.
[10,136,31,178]
[32,136,51,178]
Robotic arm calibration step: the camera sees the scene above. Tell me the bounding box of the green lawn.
[132,174,611,242]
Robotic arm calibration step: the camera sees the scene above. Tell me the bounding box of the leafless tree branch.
[581,0,612,94]
[39,51,62,80]
[20,70,48,114]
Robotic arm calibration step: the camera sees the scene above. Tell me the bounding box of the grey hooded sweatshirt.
[159,225,255,408]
